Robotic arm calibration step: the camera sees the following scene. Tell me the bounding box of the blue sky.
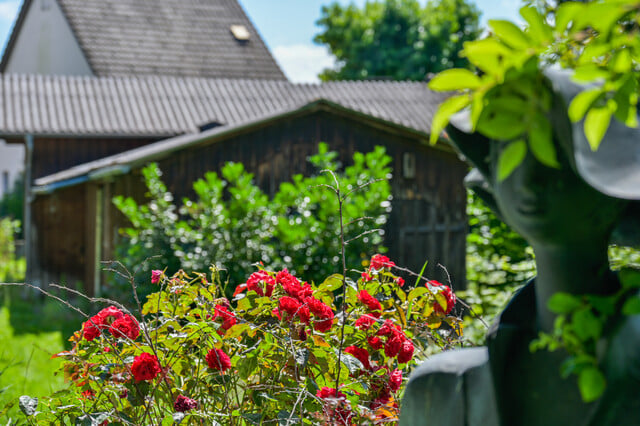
[0,0,523,82]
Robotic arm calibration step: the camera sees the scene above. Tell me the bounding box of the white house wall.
[4,0,92,76]
[0,140,24,198]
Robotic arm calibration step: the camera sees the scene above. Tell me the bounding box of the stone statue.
[400,69,640,426]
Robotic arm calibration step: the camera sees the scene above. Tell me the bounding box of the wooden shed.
[32,99,468,295]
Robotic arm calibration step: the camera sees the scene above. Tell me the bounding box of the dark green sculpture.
[400,69,640,425]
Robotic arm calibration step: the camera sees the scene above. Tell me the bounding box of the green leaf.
[477,106,527,140]
[584,104,614,151]
[528,114,559,168]
[430,94,470,144]
[463,38,511,75]
[620,268,640,289]
[337,351,364,374]
[572,307,602,341]
[520,6,552,44]
[555,2,585,33]
[622,297,640,316]
[568,88,603,123]
[408,286,429,301]
[572,65,609,83]
[428,69,482,91]
[611,49,632,74]
[319,274,344,292]
[578,367,606,402]
[489,19,530,49]
[547,292,582,314]
[497,140,526,181]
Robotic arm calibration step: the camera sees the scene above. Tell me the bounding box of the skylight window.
[230,25,250,41]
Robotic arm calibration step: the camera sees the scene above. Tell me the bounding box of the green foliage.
[0,174,24,229]
[31,256,463,424]
[0,218,25,282]
[314,0,481,81]
[111,144,392,300]
[428,0,640,175]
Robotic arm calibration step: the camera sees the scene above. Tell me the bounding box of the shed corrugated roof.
[0,73,447,138]
[33,98,447,189]
[2,0,286,80]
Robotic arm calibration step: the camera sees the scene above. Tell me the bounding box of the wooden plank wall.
[31,137,158,181]
[33,110,468,294]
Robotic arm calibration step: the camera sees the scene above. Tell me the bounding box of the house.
[0,0,468,294]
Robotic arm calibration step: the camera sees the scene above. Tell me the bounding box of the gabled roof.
[33,99,450,191]
[0,73,447,138]
[2,0,286,80]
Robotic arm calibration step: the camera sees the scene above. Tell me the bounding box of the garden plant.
[11,166,463,425]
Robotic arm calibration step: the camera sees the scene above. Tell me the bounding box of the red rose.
[246,271,276,297]
[367,336,383,350]
[313,314,334,333]
[397,339,414,363]
[316,386,344,399]
[110,314,140,340]
[395,277,405,287]
[345,345,371,370]
[429,280,456,315]
[82,306,125,341]
[361,271,372,282]
[276,269,305,299]
[370,254,395,270]
[384,335,403,358]
[131,352,161,381]
[206,348,232,372]
[233,283,247,297]
[357,290,382,312]
[279,296,301,317]
[174,395,198,412]
[213,305,237,335]
[82,317,101,341]
[306,297,333,319]
[151,270,162,284]
[354,314,376,330]
[389,368,403,392]
[377,319,396,336]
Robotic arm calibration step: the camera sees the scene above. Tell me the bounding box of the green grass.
[0,287,87,422]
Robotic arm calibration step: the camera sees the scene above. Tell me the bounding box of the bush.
[0,218,25,283]
[24,255,462,425]
[111,144,392,301]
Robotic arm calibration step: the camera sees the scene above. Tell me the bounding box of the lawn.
[0,286,85,422]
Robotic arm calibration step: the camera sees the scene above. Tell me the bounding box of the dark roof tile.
[0,74,448,138]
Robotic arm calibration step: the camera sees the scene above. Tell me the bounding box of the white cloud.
[273,44,336,84]
[0,0,20,21]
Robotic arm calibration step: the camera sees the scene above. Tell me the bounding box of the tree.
[314,0,481,81]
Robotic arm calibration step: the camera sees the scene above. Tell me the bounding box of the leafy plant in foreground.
[23,254,461,425]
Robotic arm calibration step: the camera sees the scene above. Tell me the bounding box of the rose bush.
[25,255,461,425]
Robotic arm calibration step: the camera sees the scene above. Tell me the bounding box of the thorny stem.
[324,170,350,395]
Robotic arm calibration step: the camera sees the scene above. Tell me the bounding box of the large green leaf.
[528,114,559,168]
[428,69,482,91]
[568,88,603,123]
[489,19,530,49]
[497,140,527,181]
[429,94,471,144]
[584,103,614,151]
[520,6,552,45]
[547,292,582,314]
[578,367,606,402]
[555,2,585,33]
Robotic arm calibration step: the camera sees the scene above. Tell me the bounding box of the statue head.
[446,69,640,249]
